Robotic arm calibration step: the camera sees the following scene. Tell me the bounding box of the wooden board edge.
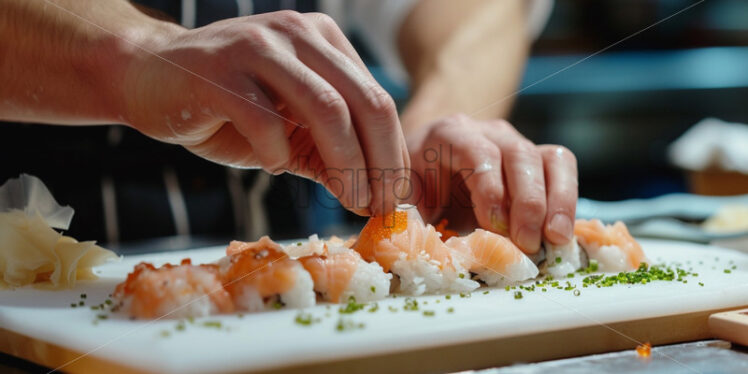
[256,305,748,374]
[1,305,745,374]
[0,327,147,374]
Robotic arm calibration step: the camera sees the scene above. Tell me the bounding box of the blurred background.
[510,0,748,201]
[2,0,747,251]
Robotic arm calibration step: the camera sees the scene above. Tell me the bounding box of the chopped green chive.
[423,310,435,317]
[514,291,523,300]
[202,321,222,329]
[403,298,419,311]
[339,296,365,314]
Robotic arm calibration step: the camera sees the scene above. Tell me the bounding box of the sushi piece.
[354,205,478,295]
[113,259,234,319]
[291,236,391,303]
[574,219,647,272]
[538,239,588,278]
[219,237,315,311]
[445,229,539,287]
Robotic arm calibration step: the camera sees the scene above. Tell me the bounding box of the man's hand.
[0,1,408,216]
[406,114,578,254]
[122,11,408,215]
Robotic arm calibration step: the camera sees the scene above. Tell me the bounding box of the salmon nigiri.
[289,236,391,303]
[574,219,647,272]
[219,237,315,311]
[445,229,538,286]
[354,205,478,295]
[113,259,235,319]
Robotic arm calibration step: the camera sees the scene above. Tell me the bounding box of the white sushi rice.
[392,256,479,295]
[339,259,392,302]
[470,254,539,287]
[541,237,587,278]
[278,265,316,308]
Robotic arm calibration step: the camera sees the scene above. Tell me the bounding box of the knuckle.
[241,25,272,55]
[274,10,309,33]
[363,85,397,123]
[307,12,338,31]
[507,139,539,158]
[314,89,348,124]
[518,196,547,218]
[491,119,517,133]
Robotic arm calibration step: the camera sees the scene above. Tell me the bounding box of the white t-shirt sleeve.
[323,0,554,86]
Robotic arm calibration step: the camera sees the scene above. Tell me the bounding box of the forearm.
[398,0,530,135]
[0,0,180,125]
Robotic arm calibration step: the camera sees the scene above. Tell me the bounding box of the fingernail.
[517,225,541,253]
[490,206,508,236]
[548,214,573,243]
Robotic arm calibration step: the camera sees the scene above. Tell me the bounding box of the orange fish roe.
[636,342,652,358]
[354,210,408,263]
[435,218,459,241]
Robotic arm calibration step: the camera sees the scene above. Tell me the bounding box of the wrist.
[86,17,184,125]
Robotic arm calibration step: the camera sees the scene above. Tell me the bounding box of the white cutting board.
[1,239,748,374]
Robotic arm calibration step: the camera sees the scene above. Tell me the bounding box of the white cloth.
[668,118,748,174]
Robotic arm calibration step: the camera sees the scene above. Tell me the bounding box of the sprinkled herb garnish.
[423,310,435,317]
[483,291,489,295]
[70,303,77,308]
[78,301,84,306]
[335,318,364,332]
[160,330,171,338]
[339,296,365,314]
[573,289,581,297]
[297,242,302,246]
[370,286,376,293]
[80,293,87,299]
[459,292,471,298]
[581,263,698,288]
[272,301,284,310]
[724,269,732,274]
[514,291,523,300]
[458,273,465,279]
[555,257,562,264]
[368,303,379,313]
[447,307,455,313]
[388,306,398,312]
[403,298,419,311]
[295,313,317,326]
[202,321,222,329]
[699,282,704,287]
[175,321,186,331]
